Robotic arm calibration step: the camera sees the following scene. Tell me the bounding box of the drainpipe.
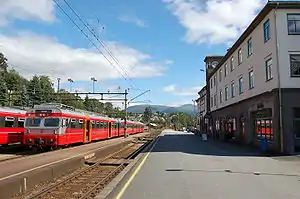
[274,2,284,153]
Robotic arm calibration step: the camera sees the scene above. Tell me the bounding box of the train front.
[24,107,64,149]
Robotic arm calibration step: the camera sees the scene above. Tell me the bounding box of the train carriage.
[23,103,145,149]
[0,106,26,145]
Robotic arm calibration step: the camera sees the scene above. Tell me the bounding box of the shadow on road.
[147,132,293,158]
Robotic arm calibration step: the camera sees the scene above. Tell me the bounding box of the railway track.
[19,131,160,199]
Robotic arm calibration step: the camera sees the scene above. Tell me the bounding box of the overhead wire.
[59,0,138,90]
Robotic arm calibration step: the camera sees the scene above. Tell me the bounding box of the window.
[92,121,96,128]
[219,69,222,82]
[247,38,253,56]
[220,90,223,103]
[238,77,243,94]
[210,79,213,88]
[238,49,242,64]
[266,58,273,81]
[78,119,83,128]
[224,64,228,77]
[249,70,254,89]
[25,118,42,127]
[231,82,235,98]
[290,54,300,77]
[225,87,229,101]
[211,96,213,107]
[255,119,273,140]
[230,57,234,71]
[288,14,300,34]
[213,75,216,86]
[18,118,25,128]
[5,117,14,127]
[70,119,77,128]
[264,19,270,42]
[213,94,217,106]
[44,118,60,127]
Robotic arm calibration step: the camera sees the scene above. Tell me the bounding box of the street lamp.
[90,77,97,93]
[57,78,61,93]
[68,78,74,92]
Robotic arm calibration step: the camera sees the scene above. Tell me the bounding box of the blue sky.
[0,0,268,107]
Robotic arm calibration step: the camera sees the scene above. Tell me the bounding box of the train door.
[84,120,92,142]
[108,122,112,138]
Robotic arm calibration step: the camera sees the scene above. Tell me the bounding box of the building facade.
[196,86,207,133]
[205,1,300,154]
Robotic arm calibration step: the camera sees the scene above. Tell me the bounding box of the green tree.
[28,75,42,106]
[39,76,55,102]
[0,53,8,73]
[142,106,152,123]
[0,76,8,106]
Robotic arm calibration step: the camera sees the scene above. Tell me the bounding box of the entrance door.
[85,120,91,142]
[108,122,112,138]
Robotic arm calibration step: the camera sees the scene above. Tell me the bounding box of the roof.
[0,106,27,114]
[197,85,207,95]
[204,55,224,62]
[207,0,300,79]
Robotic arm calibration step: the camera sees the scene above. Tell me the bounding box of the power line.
[62,0,138,89]
[53,0,133,88]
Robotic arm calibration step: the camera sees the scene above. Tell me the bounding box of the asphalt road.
[115,130,300,199]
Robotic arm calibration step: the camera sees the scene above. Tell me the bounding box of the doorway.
[85,120,91,142]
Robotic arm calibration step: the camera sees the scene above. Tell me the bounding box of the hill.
[127,104,195,115]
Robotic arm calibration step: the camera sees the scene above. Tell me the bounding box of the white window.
[219,69,222,82]
[224,64,228,77]
[239,77,244,94]
[225,86,229,101]
[264,19,271,42]
[231,82,235,98]
[238,49,243,64]
[220,90,223,103]
[249,70,254,89]
[213,75,216,86]
[230,57,234,71]
[213,94,217,106]
[266,58,273,81]
[290,54,300,77]
[247,38,252,56]
[287,14,300,34]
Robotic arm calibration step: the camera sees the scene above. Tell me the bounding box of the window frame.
[238,49,243,65]
[249,70,254,89]
[265,58,273,81]
[238,76,244,94]
[219,69,222,82]
[219,90,223,103]
[247,37,253,56]
[287,13,300,35]
[264,19,271,42]
[290,54,300,77]
[230,57,234,71]
[224,64,228,77]
[231,82,235,98]
[225,86,229,101]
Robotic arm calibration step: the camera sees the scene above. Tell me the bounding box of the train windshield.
[44,118,60,127]
[25,118,42,127]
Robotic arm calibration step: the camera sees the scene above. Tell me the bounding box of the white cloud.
[163,84,204,96]
[0,0,55,26]
[118,14,148,27]
[163,0,267,45]
[164,59,174,65]
[0,32,167,82]
[163,84,176,92]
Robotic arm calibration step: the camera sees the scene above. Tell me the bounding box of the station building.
[203,1,300,154]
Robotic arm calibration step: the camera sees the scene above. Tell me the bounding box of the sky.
[0,0,269,108]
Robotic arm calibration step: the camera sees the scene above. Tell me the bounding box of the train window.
[70,119,77,128]
[44,118,60,127]
[18,118,25,128]
[5,117,15,127]
[25,118,42,127]
[78,119,83,128]
[96,121,100,128]
[92,121,96,128]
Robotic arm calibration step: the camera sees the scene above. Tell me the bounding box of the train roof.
[0,106,27,114]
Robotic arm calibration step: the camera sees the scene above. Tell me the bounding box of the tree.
[0,76,8,106]
[0,53,8,73]
[28,75,42,106]
[39,76,55,103]
[142,106,152,123]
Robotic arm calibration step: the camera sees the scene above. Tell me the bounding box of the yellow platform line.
[115,136,160,199]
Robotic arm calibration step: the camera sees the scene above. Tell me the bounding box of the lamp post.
[57,78,61,93]
[68,78,73,92]
[91,77,97,93]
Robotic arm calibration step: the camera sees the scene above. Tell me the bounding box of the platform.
[0,133,146,181]
[111,130,300,199]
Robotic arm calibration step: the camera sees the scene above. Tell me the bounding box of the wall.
[209,10,279,112]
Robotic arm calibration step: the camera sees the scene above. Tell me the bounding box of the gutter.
[274,2,284,153]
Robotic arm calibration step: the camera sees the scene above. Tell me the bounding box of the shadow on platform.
[147,133,287,158]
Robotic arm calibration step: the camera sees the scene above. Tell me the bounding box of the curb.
[95,133,160,199]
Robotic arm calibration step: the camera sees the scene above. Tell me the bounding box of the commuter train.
[23,103,144,149]
[0,106,26,145]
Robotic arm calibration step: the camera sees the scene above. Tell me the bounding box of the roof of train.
[29,103,144,124]
[0,106,27,114]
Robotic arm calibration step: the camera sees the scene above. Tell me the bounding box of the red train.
[0,106,26,145]
[23,103,145,149]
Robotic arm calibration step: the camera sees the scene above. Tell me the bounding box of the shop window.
[255,119,273,140]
